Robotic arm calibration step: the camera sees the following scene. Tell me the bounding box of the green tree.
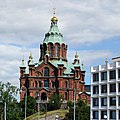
[19,96,36,118]
[64,100,90,120]
[0,82,20,120]
[48,93,63,110]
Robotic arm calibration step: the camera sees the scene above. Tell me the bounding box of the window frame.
[101,71,107,81]
[109,70,116,80]
[93,73,99,82]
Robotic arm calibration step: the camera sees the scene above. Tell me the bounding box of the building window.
[110,70,116,80]
[118,69,120,79]
[110,97,116,106]
[101,111,107,119]
[110,84,116,93]
[49,44,53,57]
[44,80,49,88]
[76,70,79,78]
[93,98,99,106]
[44,67,49,76]
[101,71,107,81]
[93,86,99,94]
[101,97,107,106]
[52,81,55,88]
[35,81,37,87]
[65,92,67,100]
[93,73,99,82]
[119,110,120,119]
[101,85,107,93]
[110,110,116,119]
[60,68,62,76]
[39,81,41,87]
[55,45,60,57]
[93,111,99,119]
[119,97,120,106]
[119,83,120,92]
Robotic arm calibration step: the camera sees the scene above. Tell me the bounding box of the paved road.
[40,114,59,120]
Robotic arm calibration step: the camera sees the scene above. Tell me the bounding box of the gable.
[35,61,57,77]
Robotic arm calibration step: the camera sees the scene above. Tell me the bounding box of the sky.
[0,0,120,87]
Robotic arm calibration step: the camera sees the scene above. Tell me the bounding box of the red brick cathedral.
[20,15,85,102]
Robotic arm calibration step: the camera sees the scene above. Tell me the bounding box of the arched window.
[44,67,49,76]
[41,92,47,100]
[60,68,62,76]
[39,81,41,87]
[55,45,60,57]
[52,81,55,88]
[35,81,37,87]
[44,80,49,88]
[75,70,79,78]
[49,44,53,58]
[65,92,67,100]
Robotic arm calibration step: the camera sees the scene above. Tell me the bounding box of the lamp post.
[74,88,76,120]
[45,100,47,120]
[21,86,27,120]
[4,102,6,120]
[36,93,40,120]
[104,115,107,120]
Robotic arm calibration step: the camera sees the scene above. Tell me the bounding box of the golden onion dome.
[51,16,58,22]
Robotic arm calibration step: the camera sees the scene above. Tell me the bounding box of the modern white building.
[90,57,120,120]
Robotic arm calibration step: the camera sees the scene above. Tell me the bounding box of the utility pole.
[74,88,76,120]
[4,102,6,120]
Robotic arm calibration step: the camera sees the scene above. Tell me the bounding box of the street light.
[20,86,27,120]
[74,88,76,120]
[55,114,59,120]
[45,100,47,120]
[104,115,107,120]
[36,93,40,120]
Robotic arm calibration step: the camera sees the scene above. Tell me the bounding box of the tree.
[48,93,63,110]
[19,96,36,118]
[64,100,90,120]
[0,82,20,120]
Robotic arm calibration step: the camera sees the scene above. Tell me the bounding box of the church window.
[44,80,49,88]
[65,92,67,100]
[52,81,55,88]
[50,44,53,57]
[60,68,62,76]
[39,81,41,87]
[55,45,60,57]
[75,70,79,78]
[35,81,37,87]
[44,67,49,76]
[65,81,68,88]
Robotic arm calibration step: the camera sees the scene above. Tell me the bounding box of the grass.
[26,109,68,120]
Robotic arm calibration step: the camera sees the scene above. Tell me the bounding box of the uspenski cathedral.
[19,14,86,102]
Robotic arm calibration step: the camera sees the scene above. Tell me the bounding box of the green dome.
[43,16,64,44]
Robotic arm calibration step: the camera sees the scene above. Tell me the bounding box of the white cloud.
[0,0,120,88]
[0,0,120,46]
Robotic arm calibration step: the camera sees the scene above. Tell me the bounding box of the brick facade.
[19,16,86,102]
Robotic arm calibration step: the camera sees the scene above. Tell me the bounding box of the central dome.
[43,15,64,45]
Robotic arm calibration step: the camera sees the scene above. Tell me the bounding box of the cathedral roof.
[43,16,64,44]
[49,60,75,75]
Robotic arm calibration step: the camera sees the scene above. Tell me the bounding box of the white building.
[90,57,120,120]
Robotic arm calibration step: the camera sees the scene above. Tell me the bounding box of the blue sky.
[0,0,120,86]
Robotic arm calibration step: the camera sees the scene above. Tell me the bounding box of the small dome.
[51,16,58,22]
[75,52,79,59]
